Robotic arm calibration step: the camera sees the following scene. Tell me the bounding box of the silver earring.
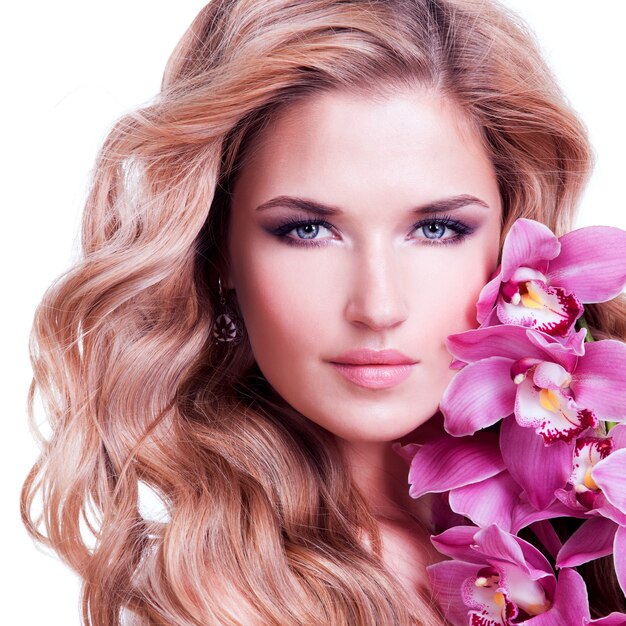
[211,276,243,344]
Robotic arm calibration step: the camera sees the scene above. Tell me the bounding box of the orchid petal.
[473,525,526,573]
[559,326,589,356]
[507,266,548,285]
[430,525,483,563]
[441,357,516,437]
[572,340,626,419]
[588,612,626,625]
[556,517,617,568]
[474,525,554,582]
[408,432,504,499]
[614,526,626,597]
[498,565,552,618]
[500,219,561,282]
[609,424,626,450]
[500,417,572,510]
[512,498,587,535]
[391,441,420,465]
[446,324,548,364]
[525,568,590,625]
[479,306,501,329]
[532,361,572,390]
[476,273,503,324]
[547,226,626,301]
[427,560,480,626]
[553,487,593,515]
[595,499,626,527]
[449,357,466,370]
[593,448,626,514]
[449,472,519,533]
[431,524,549,577]
[526,327,584,366]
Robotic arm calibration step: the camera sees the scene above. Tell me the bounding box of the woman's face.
[226,87,502,443]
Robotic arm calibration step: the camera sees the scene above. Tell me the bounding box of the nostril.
[345,301,408,331]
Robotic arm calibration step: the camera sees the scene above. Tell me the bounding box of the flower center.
[539,388,561,412]
[510,358,542,384]
[518,281,544,309]
[497,267,583,337]
[493,591,507,608]
[571,437,613,496]
[470,566,551,621]
[583,467,599,491]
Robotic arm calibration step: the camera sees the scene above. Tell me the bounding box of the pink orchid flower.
[476,219,626,338]
[427,524,558,625]
[427,524,626,625]
[551,425,626,597]
[440,324,626,447]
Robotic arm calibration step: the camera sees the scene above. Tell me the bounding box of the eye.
[271,218,336,246]
[411,217,473,245]
[291,222,333,240]
[421,222,449,239]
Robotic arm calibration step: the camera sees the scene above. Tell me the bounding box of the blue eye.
[422,222,448,239]
[413,217,473,244]
[271,219,335,247]
[293,223,330,240]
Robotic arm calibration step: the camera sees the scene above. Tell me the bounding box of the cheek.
[230,245,331,360]
[415,238,499,357]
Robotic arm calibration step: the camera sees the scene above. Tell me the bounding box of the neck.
[336,418,441,529]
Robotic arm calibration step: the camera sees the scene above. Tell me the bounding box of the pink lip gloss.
[330,363,415,390]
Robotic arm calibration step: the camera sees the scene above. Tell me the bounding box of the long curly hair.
[21,0,625,624]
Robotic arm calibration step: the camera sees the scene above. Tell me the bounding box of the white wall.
[3,2,624,623]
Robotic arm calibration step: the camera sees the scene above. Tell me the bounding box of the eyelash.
[270,214,473,248]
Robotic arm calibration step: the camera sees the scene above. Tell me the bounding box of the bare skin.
[346,417,450,603]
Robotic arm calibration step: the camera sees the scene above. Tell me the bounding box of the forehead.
[232,86,497,211]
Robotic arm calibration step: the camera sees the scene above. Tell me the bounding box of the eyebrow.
[254,194,491,216]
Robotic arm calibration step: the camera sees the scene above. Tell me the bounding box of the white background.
[2,2,625,624]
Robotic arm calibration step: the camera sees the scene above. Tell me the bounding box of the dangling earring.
[211,276,243,344]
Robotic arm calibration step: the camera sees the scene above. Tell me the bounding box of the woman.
[20,0,626,624]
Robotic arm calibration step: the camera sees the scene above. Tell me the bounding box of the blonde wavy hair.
[21,0,626,624]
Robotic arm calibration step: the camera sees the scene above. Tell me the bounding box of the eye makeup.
[268,217,337,248]
[265,212,475,248]
[409,214,474,245]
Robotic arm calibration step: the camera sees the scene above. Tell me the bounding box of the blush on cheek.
[451,242,500,331]
[427,274,484,340]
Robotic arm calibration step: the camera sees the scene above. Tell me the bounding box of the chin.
[328,410,436,444]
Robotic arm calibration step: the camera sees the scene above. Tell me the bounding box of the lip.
[331,348,418,365]
[329,349,418,390]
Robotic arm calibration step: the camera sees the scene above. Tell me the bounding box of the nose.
[344,243,409,331]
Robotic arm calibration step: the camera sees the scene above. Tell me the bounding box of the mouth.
[329,363,416,389]
[329,349,419,389]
